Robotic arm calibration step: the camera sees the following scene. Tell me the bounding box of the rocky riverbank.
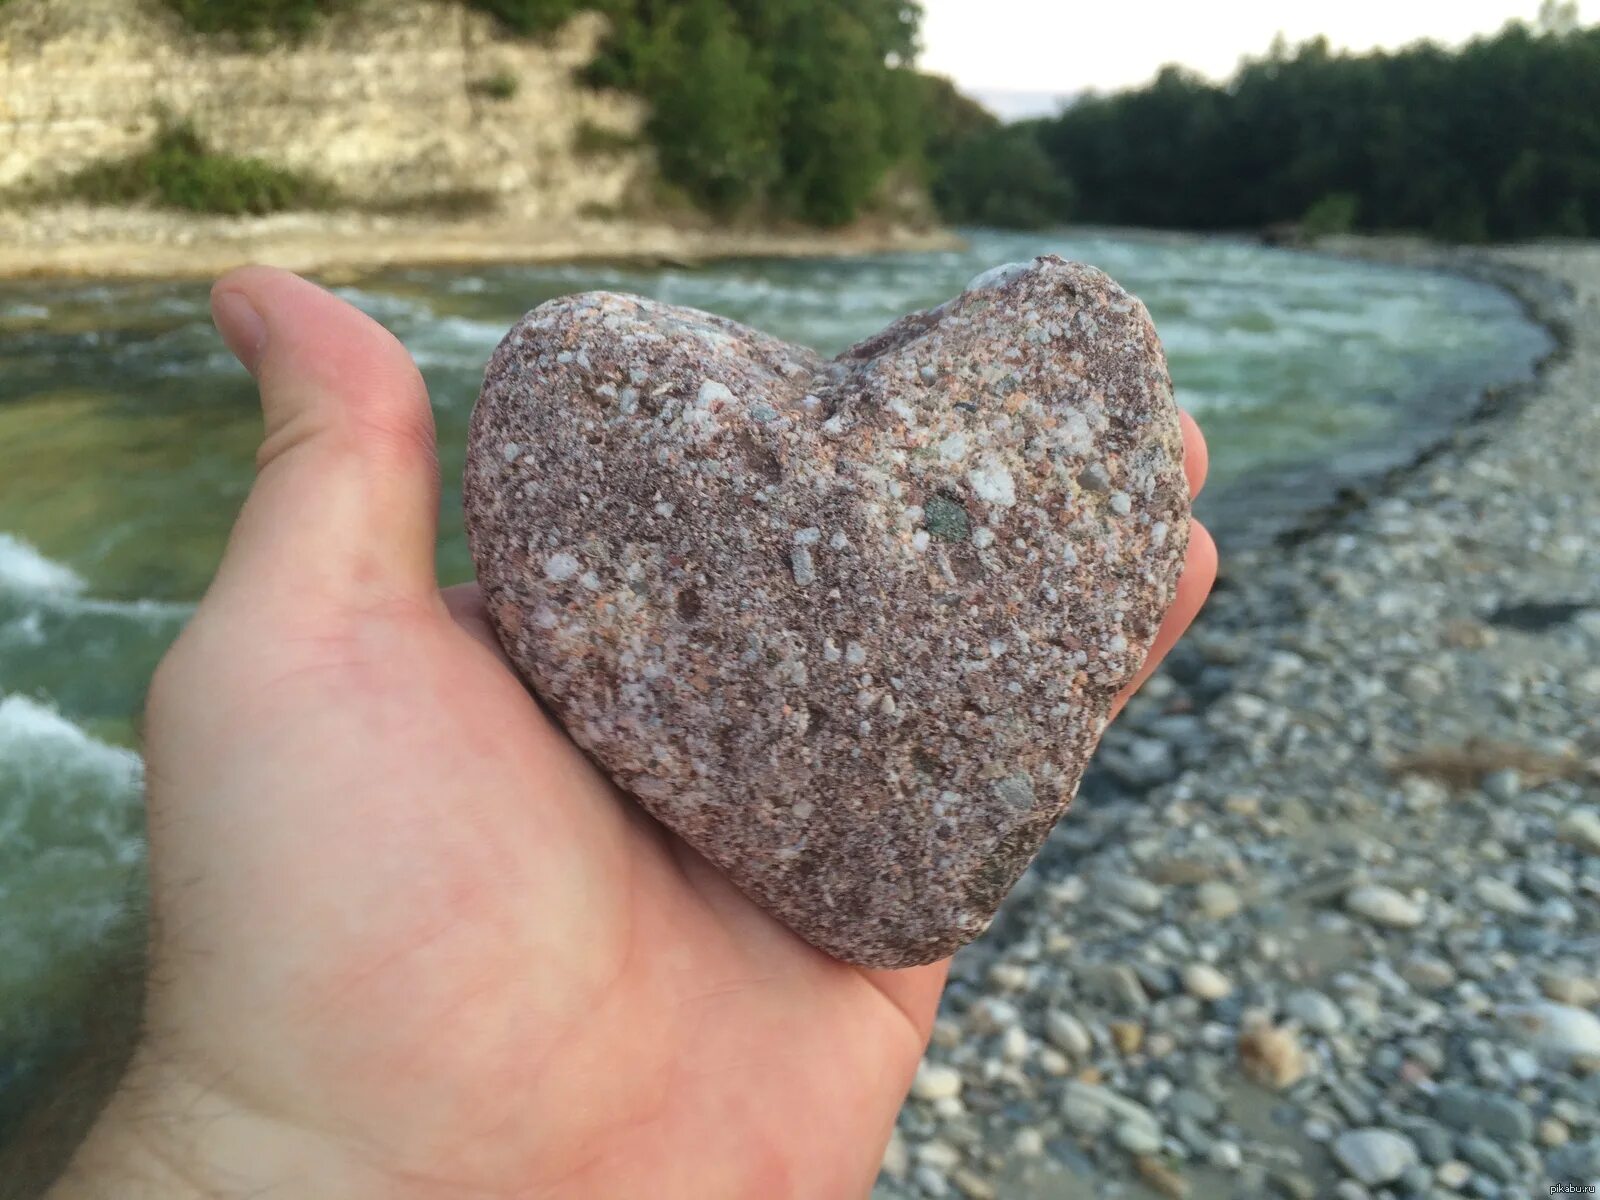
[0,204,957,282]
[878,242,1600,1200]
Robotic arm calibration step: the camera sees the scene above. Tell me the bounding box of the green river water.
[0,228,1552,1119]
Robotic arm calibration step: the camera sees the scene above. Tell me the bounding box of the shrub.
[592,0,922,226]
[468,70,521,101]
[930,124,1074,229]
[463,0,584,35]
[365,188,500,217]
[58,123,335,216]
[161,0,356,37]
[628,0,780,216]
[1301,192,1359,238]
[572,120,638,155]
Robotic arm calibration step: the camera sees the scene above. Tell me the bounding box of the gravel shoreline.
[0,204,959,282]
[878,242,1600,1200]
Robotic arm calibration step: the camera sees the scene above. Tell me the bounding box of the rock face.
[0,0,645,208]
[464,255,1190,967]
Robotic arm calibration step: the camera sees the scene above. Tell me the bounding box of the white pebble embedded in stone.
[965,260,1031,293]
[967,457,1017,507]
[543,552,580,582]
[790,545,816,586]
[696,379,734,408]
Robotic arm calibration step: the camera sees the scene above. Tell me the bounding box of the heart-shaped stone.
[464,256,1189,968]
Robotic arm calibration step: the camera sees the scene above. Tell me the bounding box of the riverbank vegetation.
[49,1,1600,241]
[154,0,932,227]
[933,5,1600,241]
[46,122,335,215]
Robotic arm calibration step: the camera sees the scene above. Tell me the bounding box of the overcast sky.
[919,0,1598,104]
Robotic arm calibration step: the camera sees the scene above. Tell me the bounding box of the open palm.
[57,268,1214,1200]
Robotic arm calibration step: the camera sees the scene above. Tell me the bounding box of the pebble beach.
[877,242,1600,1200]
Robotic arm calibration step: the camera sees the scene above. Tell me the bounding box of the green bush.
[572,120,638,155]
[468,70,521,101]
[162,0,356,37]
[913,74,1001,164]
[365,188,500,217]
[627,0,780,216]
[463,0,584,35]
[585,0,921,225]
[1301,192,1359,238]
[58,124,335,216]
[930,124,1074,229]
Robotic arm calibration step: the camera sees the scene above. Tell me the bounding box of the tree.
[931,15,1600,242]
[632,0,779,215]
[930,123,1073,229]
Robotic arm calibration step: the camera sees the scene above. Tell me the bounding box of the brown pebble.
[951,1168,997,1200]
[1110,1021,1145,1055]
[1135,1154,1190,1199]
[1147,856,1220,885]
[1238,1022,1310,1089]
[464,256,1190,967]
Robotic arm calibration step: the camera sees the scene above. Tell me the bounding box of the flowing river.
[0,228,1553,1119]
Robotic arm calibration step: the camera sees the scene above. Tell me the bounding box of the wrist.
[47,1103,207,1200]
[47,1050,369,1200]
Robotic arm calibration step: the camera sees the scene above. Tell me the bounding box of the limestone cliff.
[0,0,649,217]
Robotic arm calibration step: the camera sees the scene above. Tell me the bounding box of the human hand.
[51,267,1215,1199]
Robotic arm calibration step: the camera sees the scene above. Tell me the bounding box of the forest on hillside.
[933,5,1600,241]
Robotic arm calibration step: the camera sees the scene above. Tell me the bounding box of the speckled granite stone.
[464,255,1189,968]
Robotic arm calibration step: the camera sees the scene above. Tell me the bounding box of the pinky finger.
[1110,521,1217,720]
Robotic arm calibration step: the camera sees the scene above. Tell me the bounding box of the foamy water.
[0,229,1552,1105]
[0,532,86,597]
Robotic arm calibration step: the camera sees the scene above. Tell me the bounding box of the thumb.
[206,266,440,611]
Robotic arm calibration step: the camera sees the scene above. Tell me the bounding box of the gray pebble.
[1480,768,1522,804]
[1114,1119,1163,1155]
[1345,884,1426,929]
[1332,1128,1419,1186]
[1044,1010,1092,1059]
[1286,989,1345,1034]
[1195,880,1243,919]
[1083,963,1148,1013]
[1458,1134,1518,1182]
[1557,807,1600,853]
[1100,871,1166,913]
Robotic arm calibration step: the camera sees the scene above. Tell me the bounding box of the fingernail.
[213,290,268,375]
